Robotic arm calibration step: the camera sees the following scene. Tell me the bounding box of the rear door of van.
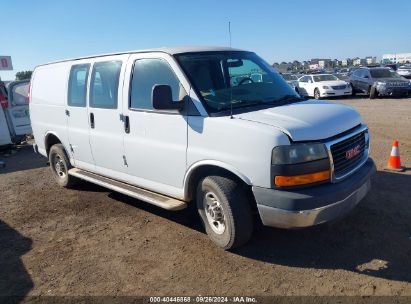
[0,106,12,146]
[6,80,32,138]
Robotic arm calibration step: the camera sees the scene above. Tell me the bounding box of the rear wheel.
[314,88,321,100]
[49,144,77,188]
[196,175,253,250]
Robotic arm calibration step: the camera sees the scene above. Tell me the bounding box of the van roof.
[38,46,246,66]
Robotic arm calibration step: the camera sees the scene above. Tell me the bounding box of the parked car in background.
[334,68,349,77]
[4,80,32,143]
[349,67,411,99]
[384,64,398,71]
[281,73,299,89]
[397,65,411,79]
[335,73,349,81]
[296,74,351,99]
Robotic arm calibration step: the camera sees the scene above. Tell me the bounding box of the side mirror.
[152,84,183,111]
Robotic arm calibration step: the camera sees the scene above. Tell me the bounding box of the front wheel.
[369,86,378,99]
[196,175,253,250]
[350,84,356,96]
[314,88,321,100]
[49,144,78,188]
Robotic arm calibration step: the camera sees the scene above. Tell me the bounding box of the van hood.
[235,100,361,141]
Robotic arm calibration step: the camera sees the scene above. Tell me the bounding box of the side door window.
[90,61,122,109]
[130,58,181,110]
[68,64,90,107]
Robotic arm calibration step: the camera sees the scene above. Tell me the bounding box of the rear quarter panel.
[30,62,71,156]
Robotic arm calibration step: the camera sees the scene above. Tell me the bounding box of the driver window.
[228,59,268,87]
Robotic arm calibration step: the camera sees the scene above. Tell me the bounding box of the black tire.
[314,88,321,100]
[369,86,378,99]
[196,175,253,250]
[49,144,77,188]
[350,83,356,96]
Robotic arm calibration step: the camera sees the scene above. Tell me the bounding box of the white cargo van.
[30,47,375,249]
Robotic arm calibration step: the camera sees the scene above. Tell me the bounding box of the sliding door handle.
[90,113,95,129]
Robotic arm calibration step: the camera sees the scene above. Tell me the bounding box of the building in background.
[353,57,366,66]
[382,53,411,64]
[341,58,353,67]
[365,56,377,65]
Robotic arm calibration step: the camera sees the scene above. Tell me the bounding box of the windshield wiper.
[270,94,305,105]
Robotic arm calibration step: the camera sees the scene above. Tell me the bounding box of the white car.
[29,46,375,249]
[297,74,352,99]
[397,66,411,79]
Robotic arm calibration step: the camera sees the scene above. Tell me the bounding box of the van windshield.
[175,51,300,114]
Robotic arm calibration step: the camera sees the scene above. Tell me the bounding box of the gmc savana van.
[30,46,375,249]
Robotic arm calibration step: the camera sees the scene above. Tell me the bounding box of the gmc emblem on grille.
[345,145,361,160]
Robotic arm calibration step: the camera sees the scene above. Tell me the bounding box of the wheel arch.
[183,161,252,202]
[44,132,69,157]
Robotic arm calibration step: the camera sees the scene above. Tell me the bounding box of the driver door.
[121,53,190,197]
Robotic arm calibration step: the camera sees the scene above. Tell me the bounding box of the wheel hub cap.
[54,156,66,178]
[204,192,226,235]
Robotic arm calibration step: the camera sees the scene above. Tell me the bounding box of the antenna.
[229,21,232,48]
[229,21,234,119]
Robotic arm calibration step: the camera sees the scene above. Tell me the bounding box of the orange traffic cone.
[386,140,405,172]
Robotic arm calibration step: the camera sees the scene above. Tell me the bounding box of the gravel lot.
[1,97,410,300]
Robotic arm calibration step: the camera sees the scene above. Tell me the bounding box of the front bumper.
[253,158,376,228]
[321,89,352,97]
[376,85,410,96]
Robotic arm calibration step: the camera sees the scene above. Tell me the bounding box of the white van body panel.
[30,63,71,157]
[186,115,290,189]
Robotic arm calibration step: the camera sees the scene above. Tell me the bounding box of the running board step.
[68,168,187,211]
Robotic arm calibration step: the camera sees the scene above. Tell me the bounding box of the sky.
[1,0,411,80]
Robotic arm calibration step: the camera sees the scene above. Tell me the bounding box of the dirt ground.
[1,96,411,300]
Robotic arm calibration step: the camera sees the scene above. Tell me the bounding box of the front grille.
[330,131,366,178]
[331,85,346,90]
[387,81,408,87]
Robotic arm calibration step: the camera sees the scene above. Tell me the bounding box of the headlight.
[376,81,386,87]
[272,143,328,165]
[322,86,330,89]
